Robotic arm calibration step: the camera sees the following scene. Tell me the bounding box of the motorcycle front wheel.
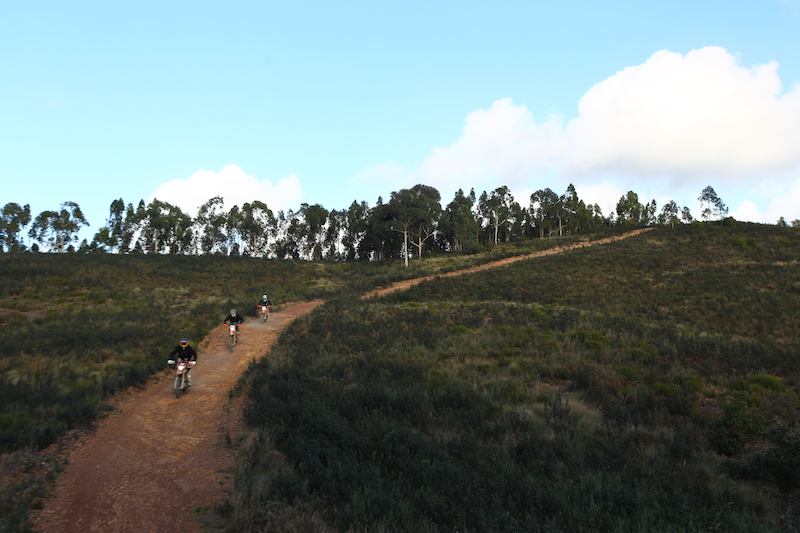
[174,377,182,399]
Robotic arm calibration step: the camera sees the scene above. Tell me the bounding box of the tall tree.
[698,185,728,222]
[478,186,514,244]
[91,199,126,253]
[440,189,477,252]
[659,200,680,228]
[298,203,329,260]
[387,192,416,267]
[407,184,442,259]
[0,202,31,252]
[29,201,89,252]
[136,199,193,254]
[362,197,401,262]
[615,191,644,225]
[324,209,345,260]
[561,183,595,235]
[343,200,370,261]
[388,185,441,265]
[238,201,275,257]
[530,188,560,238]
[195,196,227,254]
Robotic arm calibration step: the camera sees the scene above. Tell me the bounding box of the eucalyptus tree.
[89,199,142,253]
[0,202,31,252]
[508,200,530,241]
[138,199,193,254]
[659,200,680,228]
[585,203,607,231]
[343,200,370,260]
[324,209,345,260]
[226,205,243,255]
[698,185,728,222]
[440,188,477,252]
[530,188,560,238]
[298,203,329,260]
[195,196,228,254]
[91,199,126,252]
[271,209,305,259]
[238,201,275,257]
[360,197,399,262]
[407,184,442,260]
[29,201,89,252]
[387,192,415,267]
[615,191,644,225]
[642,199,657,226]
[387,184,441,266]
[477,186,514,244]
[560,184,589,235]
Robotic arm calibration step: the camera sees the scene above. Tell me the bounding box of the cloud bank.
[148,164,303,217]
[568,46,800,181]
[151,47,800,224]
[399,46,800,221]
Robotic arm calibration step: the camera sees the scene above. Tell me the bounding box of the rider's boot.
[187,372,192,387]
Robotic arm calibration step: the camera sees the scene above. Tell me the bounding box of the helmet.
[262,294,267,299]
[180,338,188,346]
[230,309,236,315]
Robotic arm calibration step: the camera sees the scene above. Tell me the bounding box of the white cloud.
[567,46,800,182]
[148,164,303,217]
[730,199,765,223]
[731,178,800,223]
[383,46,800,221]
[411,98,567,195]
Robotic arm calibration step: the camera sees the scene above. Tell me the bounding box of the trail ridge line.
[363,228,652,299]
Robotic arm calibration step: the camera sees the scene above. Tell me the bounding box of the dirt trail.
[33,301,322,533]
[362,228,652,299]
[33,227,650,532]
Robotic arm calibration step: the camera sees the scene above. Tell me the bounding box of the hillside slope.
[226,224,800,532]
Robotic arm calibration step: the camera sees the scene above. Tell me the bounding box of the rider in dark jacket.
[223,309,244,330]
[170,338,198,362]
[257,294,272,307]
[169,338,197,386]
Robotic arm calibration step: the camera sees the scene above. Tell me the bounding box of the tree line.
[1,184,737,260]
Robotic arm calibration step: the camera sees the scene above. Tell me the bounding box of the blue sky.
[2,0,800,238]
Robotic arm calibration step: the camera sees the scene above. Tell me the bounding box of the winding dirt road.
[32,228,650,532]
[362,228,652,299]
[33,302,322,532]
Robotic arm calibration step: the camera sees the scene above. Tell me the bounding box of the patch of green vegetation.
[227,294,798,531]
[6,223,800,532]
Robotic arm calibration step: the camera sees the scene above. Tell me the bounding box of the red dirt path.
[362,228,652,299]
[32,301,322,532]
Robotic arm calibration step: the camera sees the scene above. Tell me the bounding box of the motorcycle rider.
[169,338,197,387]
[257,294,272,316]
[223,309,244,331]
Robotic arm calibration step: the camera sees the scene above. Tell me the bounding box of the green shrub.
[747,374,787,393]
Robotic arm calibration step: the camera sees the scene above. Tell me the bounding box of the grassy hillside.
[0,238,587,532]
[223,223,800,532]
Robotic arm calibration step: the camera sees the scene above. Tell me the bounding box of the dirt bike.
[228,323,240,351]
[167,359,195,398]
[259,304,271,322]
